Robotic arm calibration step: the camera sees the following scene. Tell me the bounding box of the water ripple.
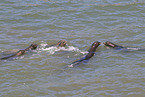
[1,0,145,96]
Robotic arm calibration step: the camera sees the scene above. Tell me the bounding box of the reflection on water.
[0,0,145,96]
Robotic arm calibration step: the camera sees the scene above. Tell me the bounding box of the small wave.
[39,46,58,54]
[39,42,48,48]
[0,55,25,62]
[127,47,140,50]
[84,1,145,7]
[14,56,25,60]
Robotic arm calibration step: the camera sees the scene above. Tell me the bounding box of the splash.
[38,43,88,55]
[127,47,140,50]
[0,43,88,60]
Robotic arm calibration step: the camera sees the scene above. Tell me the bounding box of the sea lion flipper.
[0,53,17,60]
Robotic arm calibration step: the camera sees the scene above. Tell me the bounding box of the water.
[1,0,145,96]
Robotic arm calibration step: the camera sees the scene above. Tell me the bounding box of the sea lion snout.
[94,42,100,45]
[93,41,101,47]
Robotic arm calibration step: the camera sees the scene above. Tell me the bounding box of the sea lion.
[0,44,38,60]
[68,41,101,67]
[103,41,145,51]
[103,41,125,50]
[0,50,26,60]
[2,44,38,55]
[45,40,67,48]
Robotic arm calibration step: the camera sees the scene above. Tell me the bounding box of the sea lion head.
[24,44,38,51]
[57,40,67,47]
[30,44,38,50]
[16,50,26,56]
[103,41,117,48]
[88,41,101,52]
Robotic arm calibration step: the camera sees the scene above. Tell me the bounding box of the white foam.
[127,47,140,50]
[41,46,58,54]
[39,42,48,48]
[68,64,74,67]
[58,46,88,54]
[38,43,88,55]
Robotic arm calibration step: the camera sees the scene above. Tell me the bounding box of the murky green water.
[1,0,145,96]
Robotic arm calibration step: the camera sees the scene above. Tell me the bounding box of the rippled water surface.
[1,0,145,96]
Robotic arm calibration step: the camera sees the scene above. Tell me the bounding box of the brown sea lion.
[45,40,67,48]
[104,41,145,51]
[0,44,38,60]
[0,50,26,60]
[68,41,101,67]
[104,41,125,50]
[2,44,38,55]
